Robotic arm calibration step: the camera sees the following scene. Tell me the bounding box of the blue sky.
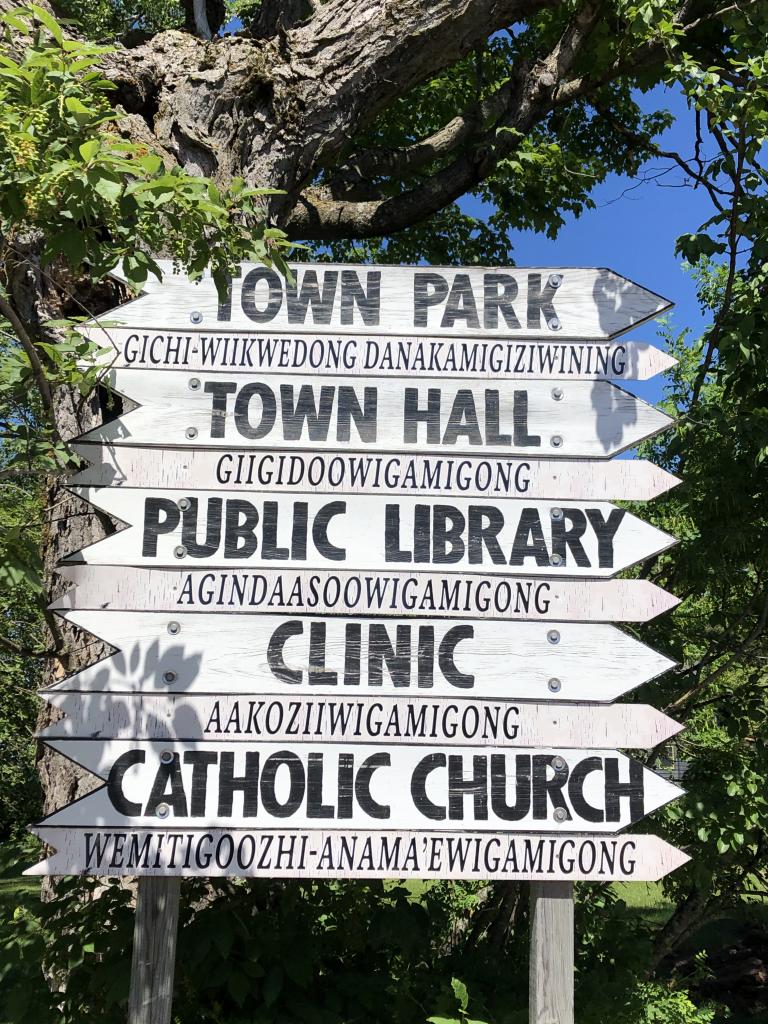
[465,84,714,406]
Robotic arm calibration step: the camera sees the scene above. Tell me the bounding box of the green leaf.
[451,978,469,1012]
[78,139,100,162]
[28,3,63,44]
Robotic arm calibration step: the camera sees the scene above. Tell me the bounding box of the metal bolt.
[547,629,560,645]
[160,750,174,765]
[550,553,563,567]
[553,807,569,823]
[551,387,564,401]
[548,273,563,289]
[548,677,562,693]
[188,377,201,391]
[167,621,181,635]
[548,316,562,331]
[174,545,187,559]
[553,756,567,772]
[550,507,563,521]
[177,498,191,512]
[156,803,170,819]
[550,435,563,449]
[163,670,177,683]
[190,311,203,324]
[185,427,198,439]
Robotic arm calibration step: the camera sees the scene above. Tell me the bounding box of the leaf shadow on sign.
[592,274,643,454]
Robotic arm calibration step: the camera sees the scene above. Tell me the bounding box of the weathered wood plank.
[128,876,180,1024]
[94,262,672,339]
[37,739,683,833]
[38,692,683,749]
[27,828,691,881]
[49,564,681,622]
[48,611,676,703]
[529,882,574,1024]
[69,444,681,501]
[65,489,676,579]
[81,326,677,380]
[75,371,674,459]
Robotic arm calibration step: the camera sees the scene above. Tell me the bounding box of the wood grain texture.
[91,263,672,339]
[68,444,681,501]
[81,326,677,380]
[38,692,683,749]
[76,371,674,459]
[27,828,691,881]
[37,739,683,832]
[65,489,677,578]
[529,882,574,1024]
[128,876,181,1024]
[49,564,681,622]
[49,611,676,703]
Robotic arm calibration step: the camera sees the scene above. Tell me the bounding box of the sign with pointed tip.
[38,691,683,749]
[36,739,683,833]
[92,262,673,339]
[63,489,676,579]
[50,564,681,622]
[47,610,677,703]
[80,325,678,380]
[25,828,691,882]
[67,444,681,502]
[74,371,674,460]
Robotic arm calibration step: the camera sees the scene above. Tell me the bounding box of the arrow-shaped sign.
[38,691,682,749]
[50,565,681,623]
[45,611,676,703]
[87,262,672,339]
[25,828,690,882]
[81,325,677,380]
[36,739,683,834]
[64,490,676,579]
[68,444,681,502]
[75,372,673,460]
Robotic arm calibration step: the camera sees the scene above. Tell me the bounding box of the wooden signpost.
[30,261,688,1024]
[64,488,676,577]
[78,370,673,458]
[48,610,677,702]
[69,444,680,501]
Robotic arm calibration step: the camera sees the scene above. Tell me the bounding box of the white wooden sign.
[37,739,683,833]
[95,262,671,339]
[51,565,681,622]
[27,827,690,882]
[83,326,676,380]
[69,444,681,502]
[39,692,683,749]
[65,489,676,578]
[76,371,673,459]
[49,610,676,703]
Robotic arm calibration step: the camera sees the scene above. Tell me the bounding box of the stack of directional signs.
[28,263,689,883]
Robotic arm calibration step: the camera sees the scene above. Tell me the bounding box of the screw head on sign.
[553,807,569,823]
[552,756,567,772]
[190,311,203,324]
[167,621,181,635]
[188,378,201,391]
[163,670,177,683]
[550,435,563,449]
[185,427,198,440]
[548,678,562,693]
[174,545,187,559]
[548,273,563,289]
[551,387,564,401]
[156,803,170,819]
[177,497,191,512]
[550,553,563,567]
[160,750,174,765]
[548,316,562,331]
[550,507,563,521]
[547,629,560,645]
